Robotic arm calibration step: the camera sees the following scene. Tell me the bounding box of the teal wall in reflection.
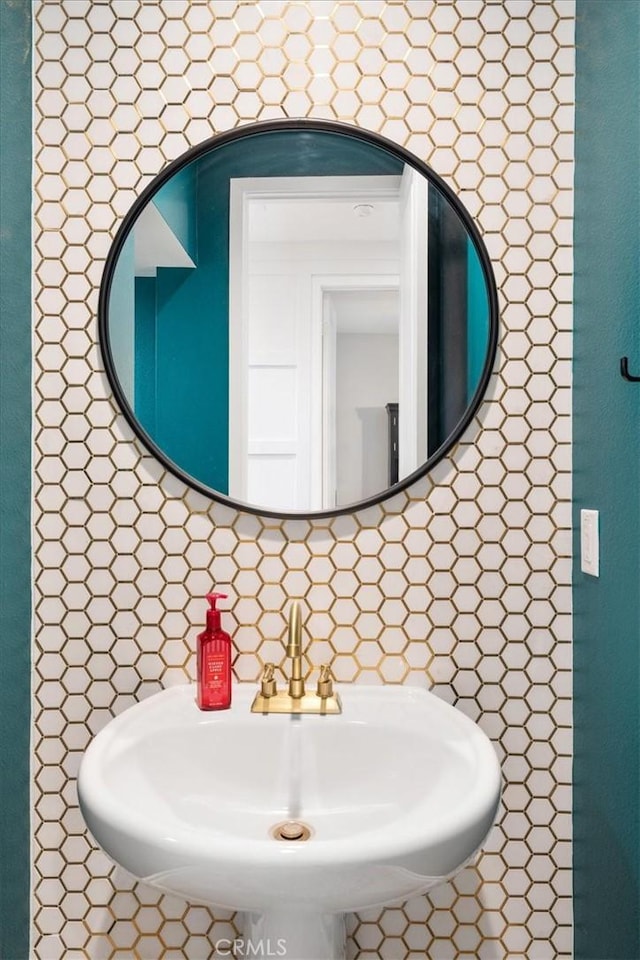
[467,239,489,400]
[134,276,158,434]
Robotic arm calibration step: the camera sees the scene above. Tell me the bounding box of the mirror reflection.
[104,123,495,516]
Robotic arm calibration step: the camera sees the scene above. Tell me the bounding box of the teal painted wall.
[0,2,32,959]
[573,3,640,958]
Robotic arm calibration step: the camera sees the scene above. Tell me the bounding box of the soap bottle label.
[198,643,231,710]
[205,652,225,686]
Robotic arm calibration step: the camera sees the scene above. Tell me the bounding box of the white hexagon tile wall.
[31,2,574,958]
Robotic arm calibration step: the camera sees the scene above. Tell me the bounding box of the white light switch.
[580,509,599,577]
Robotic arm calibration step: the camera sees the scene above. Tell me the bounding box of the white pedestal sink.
[78,683,501,960]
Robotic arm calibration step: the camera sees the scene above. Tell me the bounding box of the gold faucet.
[250,601,342,715]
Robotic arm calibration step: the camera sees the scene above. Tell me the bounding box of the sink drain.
[270,819,313,841]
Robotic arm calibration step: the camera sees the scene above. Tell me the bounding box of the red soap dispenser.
[196,593,232,711]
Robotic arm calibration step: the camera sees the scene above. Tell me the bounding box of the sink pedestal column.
[241,909,346,960]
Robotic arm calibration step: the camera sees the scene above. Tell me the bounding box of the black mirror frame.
[98,118,499,520]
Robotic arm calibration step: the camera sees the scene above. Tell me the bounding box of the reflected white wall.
[108,233,135,402]
[336,331,399,504]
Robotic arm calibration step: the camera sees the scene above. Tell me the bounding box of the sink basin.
[78,683,501,959]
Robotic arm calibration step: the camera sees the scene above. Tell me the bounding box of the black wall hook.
[620,357,640,382]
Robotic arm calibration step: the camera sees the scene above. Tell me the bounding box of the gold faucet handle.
[316,664,334,699]
[260,663,277,698]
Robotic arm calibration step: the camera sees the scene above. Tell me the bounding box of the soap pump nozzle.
[205,592,228,632]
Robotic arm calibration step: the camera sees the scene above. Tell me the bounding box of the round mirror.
[99,119,499,519]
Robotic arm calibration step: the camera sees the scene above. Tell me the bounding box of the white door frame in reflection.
[228,173,428,512]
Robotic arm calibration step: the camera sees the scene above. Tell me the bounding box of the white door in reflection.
[229,173,427,511]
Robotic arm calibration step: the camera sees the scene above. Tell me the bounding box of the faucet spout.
[286,601,305,699]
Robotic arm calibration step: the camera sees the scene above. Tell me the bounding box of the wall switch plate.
[580,509,600,577]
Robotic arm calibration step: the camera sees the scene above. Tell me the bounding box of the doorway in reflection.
[330,289,400,508]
